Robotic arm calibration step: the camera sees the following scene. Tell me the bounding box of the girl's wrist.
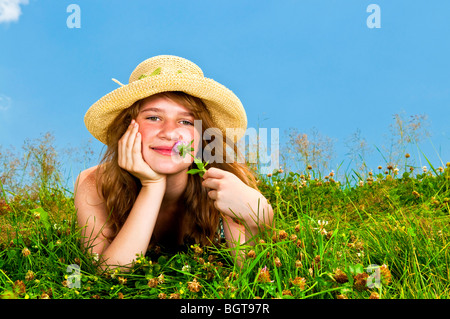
[140,177,167,188]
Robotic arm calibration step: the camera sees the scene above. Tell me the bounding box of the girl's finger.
[118,123,133,167]
[125,122,139,164]
[207,190,218,200]
[202,177,221,190]
[132,131,142,158]
[119,122,134,158]
[202,167,225,179]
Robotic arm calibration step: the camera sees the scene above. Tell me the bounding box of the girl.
[75,55,273,269]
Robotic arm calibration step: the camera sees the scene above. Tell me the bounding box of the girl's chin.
[147,161,191,176]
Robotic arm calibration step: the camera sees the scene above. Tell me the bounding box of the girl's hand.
[118,120,166,186]
[201,167,270,227]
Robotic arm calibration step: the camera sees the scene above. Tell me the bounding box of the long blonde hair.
[97,91,258,247]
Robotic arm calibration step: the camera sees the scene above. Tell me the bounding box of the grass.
[0,135,450,299]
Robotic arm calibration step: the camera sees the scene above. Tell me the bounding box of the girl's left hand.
[201,167,269,227]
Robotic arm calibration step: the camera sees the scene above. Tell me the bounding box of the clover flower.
[187,278,202,293]
[257,266,272,283]
[173,140,209,177]
[292,277,306,290]
[25,270,35,281]
[333,268,348,284]
[274,257,282,267]
[182,264,191,273]
[380,264,392,285]
[22,247,31,257]
[315,220,329,235]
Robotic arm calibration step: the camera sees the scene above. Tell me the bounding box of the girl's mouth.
[151,147,174,156]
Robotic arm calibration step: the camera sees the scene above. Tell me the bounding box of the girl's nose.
[158,121,183,141]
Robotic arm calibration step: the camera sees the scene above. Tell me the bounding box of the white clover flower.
[182,264,191,273]
[317,220,328,227]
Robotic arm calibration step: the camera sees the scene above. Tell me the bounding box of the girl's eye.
[181,120,194,126]
[147,116,160,121]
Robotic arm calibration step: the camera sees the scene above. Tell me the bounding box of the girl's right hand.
[118,120,166,186]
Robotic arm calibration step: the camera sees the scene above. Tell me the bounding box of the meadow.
[0,122,449,300]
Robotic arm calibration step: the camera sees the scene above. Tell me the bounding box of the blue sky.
[1,0,449,182]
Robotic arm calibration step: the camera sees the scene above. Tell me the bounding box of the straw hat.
[84,55,247,144]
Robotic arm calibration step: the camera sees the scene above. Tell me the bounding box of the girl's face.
[134,95,200,175]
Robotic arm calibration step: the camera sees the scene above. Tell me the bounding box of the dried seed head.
[25,270,35,281]
[257,266,272,283]
[333,269,348,284]
[291,277,306,290]
[40,292,50,299]
[294,224,301,232]
[282,289,293,296]
[405,153,410,158]
[193,246,203,256]
[295,260,302,268]
[187,278,202,293]
[369,292,380,299]
[353,273,369,291]
[247,250,256,258]
[274,257,282,267]
[278,230,288,240]
[380,264,392,285]
[13,280,26,295]
[22,247,31,257]
[147,278,158,288]
[117,276,127,285]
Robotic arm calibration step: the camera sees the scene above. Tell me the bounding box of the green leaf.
[31,207,51,236]
[157,255,168,265]
[138,67,162,80]
[150,67,161,76]
[348,263,364,275]
[135,280,149,289]
[187,169,203,175]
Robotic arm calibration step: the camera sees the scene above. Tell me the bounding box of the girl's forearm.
[100,181,166,270]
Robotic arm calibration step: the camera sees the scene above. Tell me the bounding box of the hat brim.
[84,73,247,144]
